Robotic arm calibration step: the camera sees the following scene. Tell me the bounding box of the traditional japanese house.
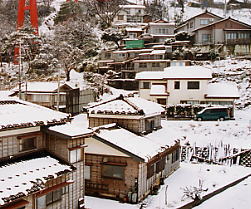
[0,96,88,209]
[84,95,180,202]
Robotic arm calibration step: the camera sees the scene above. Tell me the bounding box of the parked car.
[195,107,231,121]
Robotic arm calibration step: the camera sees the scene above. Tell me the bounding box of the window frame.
[84,165,91,180]
[139,62,147,68]
[201,34,211,43]
[19,137,36,152]
[101,164,125,180]
[200,19,209,25]
[187,81,200,90]
[172,149,180,163]
[69,148,82,163]
[46,188,62,206]
[142,82,150,89]
[152,62,160,67]
[174,81,180,90]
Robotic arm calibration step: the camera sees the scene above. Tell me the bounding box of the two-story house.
[10,80,96,115]
[135,66,239,106]
[143,19,176,43]
[175,10,223,34]
[0,95,89,209]
[113,4,146,26]
[193,17,251,47]
[84,95,180,203]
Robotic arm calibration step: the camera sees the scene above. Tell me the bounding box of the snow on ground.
[161,107,251,149]
[194,176,251,209]
[85,162,251,209]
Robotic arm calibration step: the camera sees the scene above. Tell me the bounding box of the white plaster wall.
[167,80,209,105]
[85,137,130,157]
[0,126,40,137]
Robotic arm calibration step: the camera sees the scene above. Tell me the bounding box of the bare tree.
[86,0,126,29]
[181,179,208,201]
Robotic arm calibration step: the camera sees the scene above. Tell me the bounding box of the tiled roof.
[0,97,69,131]
[88,95,165,117]
[0,152,73,206]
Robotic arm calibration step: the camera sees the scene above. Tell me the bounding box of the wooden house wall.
[45,134,68,162]
[89,115,161,134]
[142,144,180,199]
[89,117,144,134]
[0,131,44,158]
[85,154,139,201]
[35,175,77,209]
[45,133,85,209]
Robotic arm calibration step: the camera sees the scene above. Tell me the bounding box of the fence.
[181,142,251,167]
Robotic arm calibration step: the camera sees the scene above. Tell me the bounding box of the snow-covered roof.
[152,45,172,49]
[149,22,175,26]
[125,27,143,32]
[206,83,240,98]
[0,97,69,131]
[113,49,153,54]
[94,125,177,162]
[150,50,166,55]
[48,114,93,138]
[133,59,170,63]
[135,71,166,80]
[0,152,73,206]
[163,66,212,79]
[150,85,168,96]
[88,95,164,117]
[120,4,145,9]
[12,82,72,92]
[136,66,212,80]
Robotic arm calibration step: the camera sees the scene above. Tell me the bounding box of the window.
[152,62,160,67]
[102,165,124,180]
[174,81,180,89]
[84,165,91,180]
[157,98,166,105]
[32,94,50,102]
[226,32,237,40]
[118,15,124,20]
[156,55,163,59]
[187,81,200,89]
[62,185,69,194]
[142,82,150,89]
[46,188,62,205]
[69,149,82,163]
[156,157,166,173]
[172,149,180,163]
[202,34,211,43]
[19,137,36,152]
[118,53,125,57]
[146,119,155,131]
[200,19,209,25]
[147,163,155,178]
[156,28,168,34]
[139,62,147,68]
[189,21,193,28]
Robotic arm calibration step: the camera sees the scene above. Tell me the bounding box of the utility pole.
[18,41,22,99]
[56,70,61,111]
